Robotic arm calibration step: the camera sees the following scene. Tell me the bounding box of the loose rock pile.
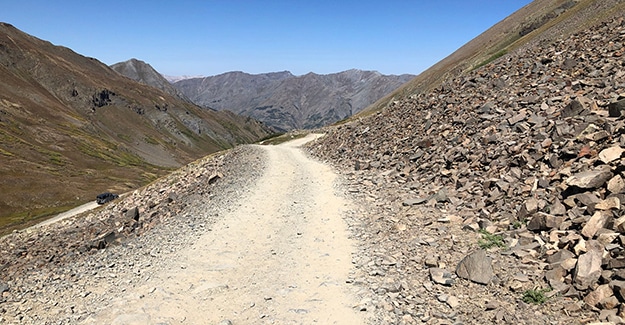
[309,15,625,324]
[0,146,265,324]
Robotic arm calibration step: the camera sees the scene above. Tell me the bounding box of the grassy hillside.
[0,23,272,233]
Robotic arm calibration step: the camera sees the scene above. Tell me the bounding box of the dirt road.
[84,134,366,324]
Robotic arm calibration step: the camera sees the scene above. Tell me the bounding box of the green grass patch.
[478,229,506,249]
[0,148,13,156]
[143,136,159,145]
[474,49,508,70]
[48,152,66,166]
[522,287,551,304]
[0,204,75,237]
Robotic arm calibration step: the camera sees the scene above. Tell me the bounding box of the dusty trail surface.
[85,134,364,324]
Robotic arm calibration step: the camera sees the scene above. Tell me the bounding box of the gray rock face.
[173,70,415,131]
[111,59,190,102]
[455,250,493,285]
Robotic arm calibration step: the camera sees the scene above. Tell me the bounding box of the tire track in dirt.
[85,134,366,324]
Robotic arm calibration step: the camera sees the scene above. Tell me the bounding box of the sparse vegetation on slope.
[0,22,272,232]
[307,2,625,322]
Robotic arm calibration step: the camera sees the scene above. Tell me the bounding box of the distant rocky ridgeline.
[171,70,415,131]
[308,15,625,322]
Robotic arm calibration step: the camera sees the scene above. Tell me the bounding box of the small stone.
[402,198,427,206]
[608,175,625,194]
[456,249,493,285]
[485,301,499,311]
[0,282,8,294]
[598,232,619,246]
[608,257,625,269]
[527,212,562,231]
[424,254,439,268]
[614,216,625,233]
[608,99,625,117]
[430,267,454,286]
[208,172,222,185]
[596,197,620,210]
[446,295,460,308]
[432,189,450,203]
[564,302,582,312]
[517,198,539,219]
[599,146,625,164]
[546,249,575,264]
[611,280,625,301]
[600,296,620,310]
[125,206,140,221]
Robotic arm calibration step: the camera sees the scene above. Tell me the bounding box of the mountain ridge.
[0,22,272,231]
[172,69,414,131]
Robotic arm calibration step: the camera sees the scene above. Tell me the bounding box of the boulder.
[608,99,625,117]
[527,212,563,231]
[581,211,612,238]
[125,206,140,221]
[573,240,604,290]
[456,250,493,285]
[566,166,613,189]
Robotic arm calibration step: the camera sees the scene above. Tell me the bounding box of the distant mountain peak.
[111,59,191,101]
[162,74,206,83]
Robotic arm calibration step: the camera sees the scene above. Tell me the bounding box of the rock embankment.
[0,146,266,324]
[308,15,625,324]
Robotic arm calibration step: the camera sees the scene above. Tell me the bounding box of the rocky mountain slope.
[307,2,625,323]
[365,0,625,115]
[0,23,272,233]
[173,69,415,131]
[110,58,190,101]
[3,1,625,324]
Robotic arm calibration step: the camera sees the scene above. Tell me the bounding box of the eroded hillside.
[0,23,272,233]
[307,9,625,323]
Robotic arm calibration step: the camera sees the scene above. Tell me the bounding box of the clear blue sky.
[4,0,532,77]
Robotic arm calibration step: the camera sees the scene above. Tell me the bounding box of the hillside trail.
[84,134,366,324]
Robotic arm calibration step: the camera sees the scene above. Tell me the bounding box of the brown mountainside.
[174,69,415,132]
[0,23,271,232]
